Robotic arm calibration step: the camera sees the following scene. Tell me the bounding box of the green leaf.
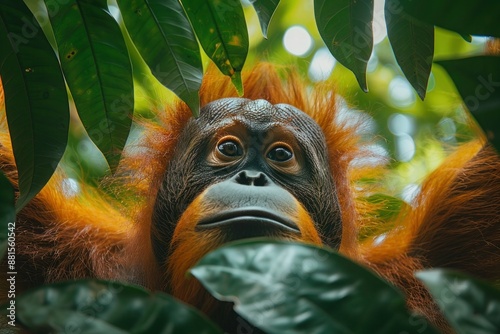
[0,172,14,259]
[45,0,134,171]
[251,0,280,38]
[0,1,69,211]
[417,269,500,334]
[192,239,438,334]
[399,0,500,38]
[436,56,500,151]
[181,0,248,95]
[315,0,374,92]
[385,0,434,100]
[16,279,223,334]
[118,0,203,117]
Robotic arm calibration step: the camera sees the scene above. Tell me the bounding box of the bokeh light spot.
[388,113,414,136]
[395,133,416,162]
[308,47,336,82]
[283,25,313,57]
[389,77,416,108]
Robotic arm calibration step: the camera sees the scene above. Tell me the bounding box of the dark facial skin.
[152,98,342,262]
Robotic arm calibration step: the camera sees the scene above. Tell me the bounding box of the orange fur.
[1,64,499,333]
[361,140,500,332]
[166,196,224,314]
[0,77,3,111]
[487,38,500,55]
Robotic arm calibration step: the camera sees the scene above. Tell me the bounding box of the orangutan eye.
[267,146,293,162]
[217,141,243,157]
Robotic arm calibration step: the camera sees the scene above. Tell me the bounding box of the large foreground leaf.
[192,239,438,334]
[0,1,69,211]
[45,0,133,172]
[315,0,374,92]
[385,0,434,100]
[182,0,248,95]
[400,0,500,38]
[118,0,203,116]
[417,269,500,334]
[0,172,14,259]
[14,279,222,334]
[437,56,500,151]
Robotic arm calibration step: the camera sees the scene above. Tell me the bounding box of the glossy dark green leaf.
[192,239,438,334]
[436,56,500,151]
[118,0,202,117]
[45,0,133,171]
[251,0,280,38]
[385,0,434,100]
[400,0,500,38]
[417,269,500,334]
[315,0,374,92]
[16,279,223,334]
[0,172,14,259]
[0,1,69,211]
[181,0,248,95]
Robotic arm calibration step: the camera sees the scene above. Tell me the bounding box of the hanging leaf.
[399,0,500,38]
[0,172,14,259]
[315,0,374,92]
[251,0,280,38]
[417,269,500,334]
[45,0,134,172]
[0,1,69,211]
[15,279,223,334]
[436,56,500,151]
[181,0,248,95]
[385,0,434,100]
[118,0,203,117]
[192,239,438,334]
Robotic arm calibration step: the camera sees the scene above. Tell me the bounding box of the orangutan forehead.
[200,97,302,121]
[198,97,324,138]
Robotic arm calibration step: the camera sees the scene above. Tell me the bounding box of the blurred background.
[62,0,488,205]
